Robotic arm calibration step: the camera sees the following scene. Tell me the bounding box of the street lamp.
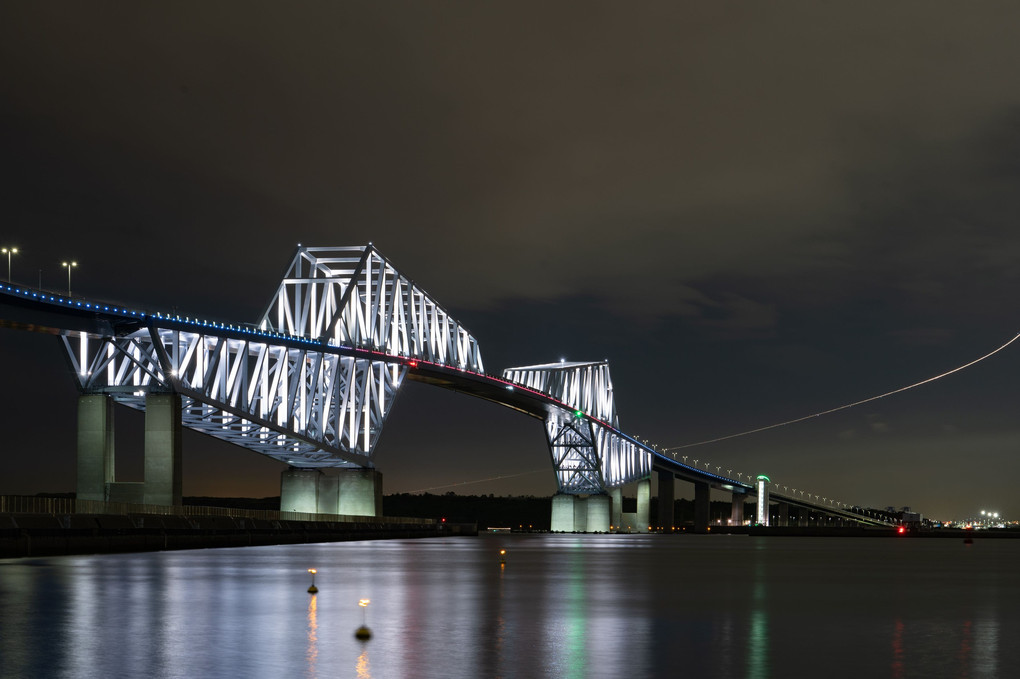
[2,247,16,282]
[62,261,77,296]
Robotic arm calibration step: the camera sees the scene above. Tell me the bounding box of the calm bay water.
[1,534,1017,678]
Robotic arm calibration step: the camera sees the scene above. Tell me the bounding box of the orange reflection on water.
[356,646,372,678]
[306,594,318,677]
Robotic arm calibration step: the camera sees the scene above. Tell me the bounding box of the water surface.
[1,534,1016,678]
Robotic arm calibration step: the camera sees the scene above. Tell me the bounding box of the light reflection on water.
[1,535,1018,678]
[306,595,317,678]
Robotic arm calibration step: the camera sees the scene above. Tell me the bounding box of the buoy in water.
[307,568,318,593]
[355,598,372,640]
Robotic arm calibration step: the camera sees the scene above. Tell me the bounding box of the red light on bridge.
[897,526,906,534]
[408,360,419,368]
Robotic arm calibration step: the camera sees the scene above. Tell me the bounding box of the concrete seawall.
[0,513,477,559]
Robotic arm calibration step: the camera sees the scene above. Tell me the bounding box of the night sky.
[2,3,1019,521]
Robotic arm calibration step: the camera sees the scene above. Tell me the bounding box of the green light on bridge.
[757,475,770,482]
[574,410,584,419]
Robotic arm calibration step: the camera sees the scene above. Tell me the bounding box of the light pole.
[62,261,77,296]
[2,247,16,282]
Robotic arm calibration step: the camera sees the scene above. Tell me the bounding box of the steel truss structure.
[54,244,651,486]
[59,245,485,468]
[504,361,650,493]
[259,246,484,372]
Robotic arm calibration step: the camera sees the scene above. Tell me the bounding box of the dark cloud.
[2,2,1020,520]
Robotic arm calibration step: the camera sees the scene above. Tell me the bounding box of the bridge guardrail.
[0,496,435,526]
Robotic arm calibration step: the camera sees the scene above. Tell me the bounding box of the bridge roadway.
[0,281,890,529]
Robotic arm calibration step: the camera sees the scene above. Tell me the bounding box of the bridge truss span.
[505,361,650,493]
[61,324,403,467]
[259,245,484,373]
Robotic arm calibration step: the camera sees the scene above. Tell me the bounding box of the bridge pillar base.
[586,494,611,532]
[609,487,622,531]
[636,478,651,533]
[694,481,710,534]
[281,468,322,514]
[657,469,675,531]
[777,502,790,527]
[143,393,182,507]
[550,493,611,532]
[731,493,745,526]
[337,468,383,517]
[573,496,588,532]
[281,468,383,517]
[107,482,145,504]
[551,493,578,532]
[76,394,115,503]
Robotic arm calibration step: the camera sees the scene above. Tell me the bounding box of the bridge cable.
[664,329,1020,451]
[406,469,547,494]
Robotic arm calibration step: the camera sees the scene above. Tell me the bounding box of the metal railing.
[0,496,435,526]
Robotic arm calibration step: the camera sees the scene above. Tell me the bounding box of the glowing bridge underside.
[0,245,886,525]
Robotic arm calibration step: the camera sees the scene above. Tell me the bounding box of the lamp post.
[62,261,77,296]
[2,247,16,282]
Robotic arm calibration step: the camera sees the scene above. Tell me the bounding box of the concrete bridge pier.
[76,394,116,502]
[143,393,182,507]
[636,477,651,532]
[280,467,383,517]
[694,481,710,533]
[281,468,321,513]
[586,494,611,532]
[337,468,383,516]
[76,393,183,507]
[777,502,790,527]
[550,493,612,532]
[610,487,622,530]
[731,493,745,526]
[617,480,651,532]
[657,469,675,530]
[551,493,575,531]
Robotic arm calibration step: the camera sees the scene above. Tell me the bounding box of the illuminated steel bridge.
[0,245,893,531]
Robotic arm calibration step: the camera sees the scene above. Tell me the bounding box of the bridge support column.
[586,494,611,532]
[694,481,710,534]
[731,493,745,526]
[337,468,383,517]
[610,487,622,531]
[551,493,577,532]
[76,394,116,503]
[657,469,675,530]
[572,496,588,532]
[636,478,651,533]
[317,474,339,514]
[280,468,383,517]
[281,468,321,514]
[143,393,182,506]
[777,502,790,527]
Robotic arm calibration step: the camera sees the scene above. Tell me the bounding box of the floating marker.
[355,599,372,640]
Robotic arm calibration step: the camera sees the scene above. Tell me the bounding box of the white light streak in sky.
[665,330,1020,451]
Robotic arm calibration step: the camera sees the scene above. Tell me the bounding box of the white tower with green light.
[756,475,770,526]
